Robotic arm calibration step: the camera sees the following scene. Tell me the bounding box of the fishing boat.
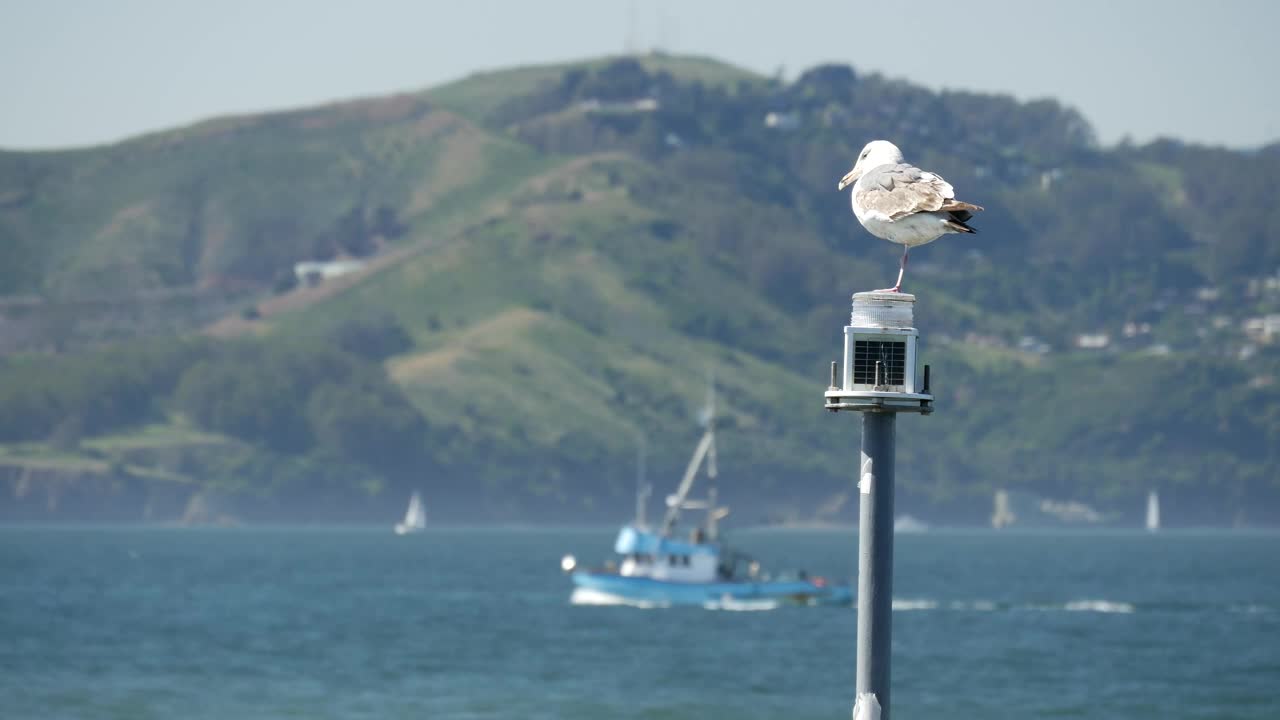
[394,491,427,535]
[562,381,852,608]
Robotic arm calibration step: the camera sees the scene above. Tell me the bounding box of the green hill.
[2,54,1278,525]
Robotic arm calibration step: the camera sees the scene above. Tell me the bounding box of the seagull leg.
[875,247,908,293]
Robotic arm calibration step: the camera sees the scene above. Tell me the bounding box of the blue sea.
[2,527,1277,719]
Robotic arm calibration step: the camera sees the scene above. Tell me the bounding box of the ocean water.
[1,526,1277,720]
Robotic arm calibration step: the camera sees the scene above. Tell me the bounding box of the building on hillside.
[293,259,365,287]
[1243,315,1280,344]
[1039,168,1064,191]
[1074,333,1111,350]
[763,111,801,130]
[1195,286,1221,303]
[1245,273,1280,298]
[578,97,659,114]
[1017,336,1052,355]
[1122,321,1152,338]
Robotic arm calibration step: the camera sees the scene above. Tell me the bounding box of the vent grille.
[853,340,906,387]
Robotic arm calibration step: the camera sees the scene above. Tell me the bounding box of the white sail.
[395,492,426,534]
[1145,490,1160,532]
[405,492,426,528]
[991,489,1015,529]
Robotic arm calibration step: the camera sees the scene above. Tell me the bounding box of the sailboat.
[991,489,1016,529]
[1145,490,1160,532]
[561,378,852,607]
[394,491,427,535]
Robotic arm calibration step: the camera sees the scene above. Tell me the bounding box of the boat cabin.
[613,526,754,582]
[615,526,718,582]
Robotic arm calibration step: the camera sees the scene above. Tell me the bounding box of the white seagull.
[838,140,983,292]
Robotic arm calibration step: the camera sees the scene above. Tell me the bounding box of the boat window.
[681,555,690,566]
[668,554,678,566]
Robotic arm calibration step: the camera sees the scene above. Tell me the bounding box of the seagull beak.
[837,168,860,191]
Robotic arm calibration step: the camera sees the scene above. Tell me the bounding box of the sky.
[1,0,1277,150]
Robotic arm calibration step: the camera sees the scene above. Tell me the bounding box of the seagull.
[838,140,983,292]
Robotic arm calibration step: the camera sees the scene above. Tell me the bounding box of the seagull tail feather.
[941,199,981,231]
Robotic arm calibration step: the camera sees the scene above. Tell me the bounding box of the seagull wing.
[855,163,982,222]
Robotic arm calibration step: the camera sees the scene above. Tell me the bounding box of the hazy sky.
[2,0,1277,150]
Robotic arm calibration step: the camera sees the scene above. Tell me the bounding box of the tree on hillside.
[328,313,413,361]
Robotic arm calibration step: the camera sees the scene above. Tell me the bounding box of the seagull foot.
[872,286,903,293]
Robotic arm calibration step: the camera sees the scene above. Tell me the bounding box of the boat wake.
[571,591,1271,616]
[570,588,782,611]
[1061,600,1135,614]
[702,596,781,612]
[892,598,1137,613]
[891,599,939,611]
[570,587,670,609]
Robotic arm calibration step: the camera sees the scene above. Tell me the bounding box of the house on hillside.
[1017,336,1052,355]
[1195,286,1221,303]
[763,111,801,130]
[577,97,659,114]
[293,259,365,287]
[1122,322,1152,339]
[1074,333,1111,350]
[1039,168,1064,191]
[1243,315,1280,344]
[1245,273,1280,298]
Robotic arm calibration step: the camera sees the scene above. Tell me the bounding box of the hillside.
[2,53,1279,526]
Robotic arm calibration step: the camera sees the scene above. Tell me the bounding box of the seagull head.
[837,140,904,190]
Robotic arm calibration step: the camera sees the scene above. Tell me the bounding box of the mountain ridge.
[2,53,1278,526]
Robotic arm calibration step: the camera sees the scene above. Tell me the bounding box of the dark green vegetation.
[2,54,1278,524]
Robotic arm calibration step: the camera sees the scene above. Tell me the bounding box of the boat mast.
[659,426,713,536]
[659,373,724,539]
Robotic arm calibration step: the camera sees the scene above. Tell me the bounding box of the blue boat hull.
[571,571,852,607]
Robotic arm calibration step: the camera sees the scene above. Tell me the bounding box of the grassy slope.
[261,144,849,515]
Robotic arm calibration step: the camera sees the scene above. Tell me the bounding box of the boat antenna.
[704,368,720,539]
[635,429,650,528]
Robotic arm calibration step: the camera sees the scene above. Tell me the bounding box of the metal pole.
[856,411,896,719]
